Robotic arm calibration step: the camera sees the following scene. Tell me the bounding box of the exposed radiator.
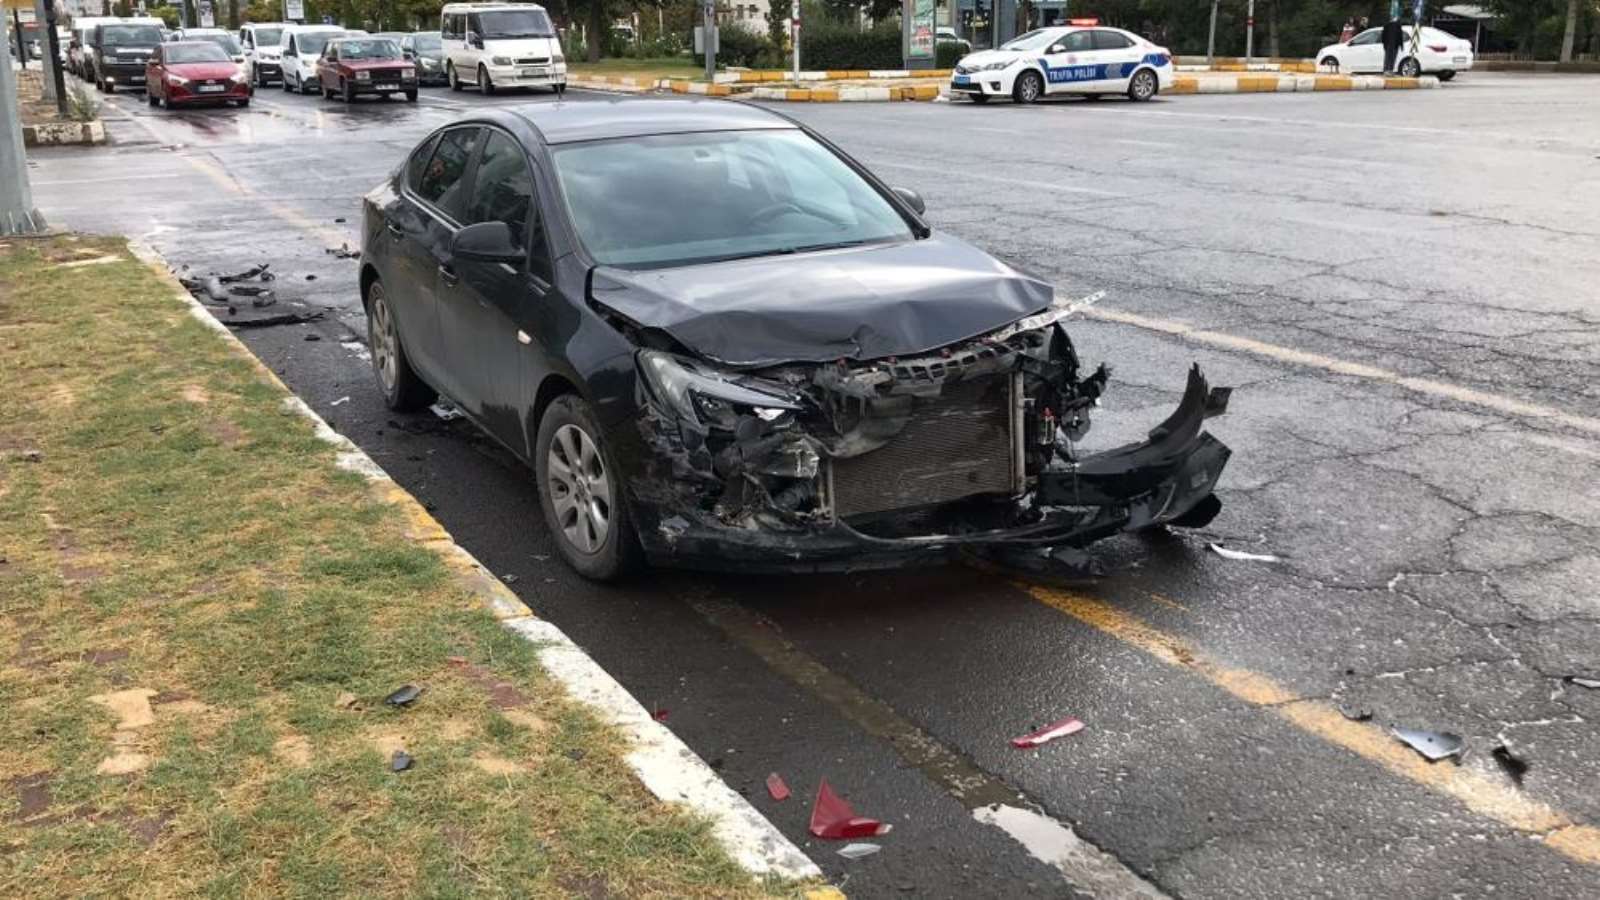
[829,376,1016,519]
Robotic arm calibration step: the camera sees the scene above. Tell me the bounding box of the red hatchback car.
[146,41,251,109]
[316,37,418,102]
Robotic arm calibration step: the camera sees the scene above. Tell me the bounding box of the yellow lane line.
[1079,305,1600,437]
[1023,584,1600,866]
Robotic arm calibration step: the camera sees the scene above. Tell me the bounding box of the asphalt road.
[27,72,1600,898]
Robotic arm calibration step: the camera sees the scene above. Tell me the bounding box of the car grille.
[514,56,551,65]
[830,376,1015,519]
[372,68,407,79]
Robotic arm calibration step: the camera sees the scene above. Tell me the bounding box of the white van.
[439,3,565,95]
[239,22,289,87]
[278,24,350,93]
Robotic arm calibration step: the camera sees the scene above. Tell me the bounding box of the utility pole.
[1244,0,1255,63]
[35,0,63,109]
[1206,0,1218,65]
[790,0,799,80]
[1,12,46,235]
[702,0,714,82]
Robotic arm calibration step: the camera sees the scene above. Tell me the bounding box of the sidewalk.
[0,236,821,897]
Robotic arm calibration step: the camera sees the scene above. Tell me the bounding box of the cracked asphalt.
[25,72,1600,898]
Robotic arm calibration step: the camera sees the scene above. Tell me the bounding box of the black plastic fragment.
[1492,744,1528,786]
[391,750,413,772]
[385,684,423,707]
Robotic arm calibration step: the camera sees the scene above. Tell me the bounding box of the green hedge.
[936,40,966,68]
[799,20,902,70]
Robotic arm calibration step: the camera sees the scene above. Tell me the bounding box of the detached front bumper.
[625,363,1232,573]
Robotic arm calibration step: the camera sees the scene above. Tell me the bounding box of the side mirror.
[1048,44,1065,54]
[452,222,523,264]
[893,187,926,215]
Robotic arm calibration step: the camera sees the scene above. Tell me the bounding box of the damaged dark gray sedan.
[359,99,1233,580]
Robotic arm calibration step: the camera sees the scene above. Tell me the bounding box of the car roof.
[284,24,345,32]
[442,3,550,11]
[493,98,795,146]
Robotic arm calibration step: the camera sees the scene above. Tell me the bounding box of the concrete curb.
[749,83,942,102]
[713,68,950,84]
[125,240,824,885]
[667,79,735,96]
[1169,73,1438,93]
[22,119,106,147]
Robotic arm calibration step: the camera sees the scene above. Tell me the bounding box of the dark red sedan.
[316,37,418,103]
[145,41,252,109]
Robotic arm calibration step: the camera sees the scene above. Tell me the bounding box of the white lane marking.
[875,160,1124,196]
[1114,138,1180,149]
[1081,304,1600,437]
[974,805,1167,899]
[35,173,186,186]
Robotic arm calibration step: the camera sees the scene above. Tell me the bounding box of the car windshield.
[253,27,283,46]
[474,10,555,39]
[551,130,915,269]
[101,25,164,46]
[296,32,342,54]
[412,32,441,51]
[191,33,241,54]
[338,39,401,59]
[166,43,231,63]
[1001,29,1061,51]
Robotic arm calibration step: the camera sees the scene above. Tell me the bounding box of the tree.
[1560,0,1579,61]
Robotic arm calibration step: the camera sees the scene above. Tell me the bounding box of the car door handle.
[438,264,459,286]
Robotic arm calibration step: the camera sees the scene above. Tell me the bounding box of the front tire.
[1397,57,1422,78]
[968,92,989,104]
[1128,68,1158,102]
[478,65,494,95]
[404,89,417,102]
[342,79,354,103]
[1012,70,1043,104]
[448,63,463,91]
[366,279,436,413]
[536,395,644,581]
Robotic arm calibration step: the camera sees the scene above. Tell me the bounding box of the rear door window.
[414,127,481,221]
[1092,30,1133,51]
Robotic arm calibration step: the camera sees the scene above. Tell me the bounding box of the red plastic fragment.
[808,778,891,839]
[652,708,669,722]
[766,772,791,802]
[1010,716,1086,749]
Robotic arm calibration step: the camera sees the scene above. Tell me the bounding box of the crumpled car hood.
[589,233,1054,367]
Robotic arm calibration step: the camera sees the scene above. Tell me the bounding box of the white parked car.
[440,2,566,95]
[951,25,1173,104]
[239,22,288,86]
[278,24,349,94]
[1316,26,1473,80]
[172,28,246,68]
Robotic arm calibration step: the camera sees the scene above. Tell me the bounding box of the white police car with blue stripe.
[951,24,1173,104]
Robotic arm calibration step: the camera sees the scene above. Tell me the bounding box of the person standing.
[1339,17,1356,43]
[1381,16,1403,74]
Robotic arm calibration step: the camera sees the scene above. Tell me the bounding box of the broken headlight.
[636,351,800,430]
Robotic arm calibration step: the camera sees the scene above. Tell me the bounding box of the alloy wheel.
[368,286,398,395]
[547,424,612,555]
[1131,70,1156,101]
[1017,72,1041,103]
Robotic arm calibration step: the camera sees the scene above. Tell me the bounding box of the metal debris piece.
[330,397,350,407]
[430,402,464,422]
[384,684,423,707]
[837,843,881,860]
[326,243,361,260]
[766,772,790,801]
[501,573,520,584]
[391,750,413,772]
[1391,727,1465,762]
[304,334,321,342]
[1492,744,1529,786]
[228,283,271,296]
[1011,716,1086,749]
[217,263,269,283]
[250,295,277,308]
[809,779,891,840]
[1209,543,1280,563]
[1564,676,1600,690]
[1338,705,1373,722]
[223,311,325,329]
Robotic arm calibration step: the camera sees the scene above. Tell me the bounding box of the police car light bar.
[1068,18,1100,26]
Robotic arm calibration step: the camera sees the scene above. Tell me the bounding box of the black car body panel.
[360,100,1236,574]
[588,235,1054,367]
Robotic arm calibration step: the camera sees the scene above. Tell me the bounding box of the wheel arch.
[359,262,381,310]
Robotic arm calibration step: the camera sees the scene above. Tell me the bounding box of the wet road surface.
[27,72,1600,898]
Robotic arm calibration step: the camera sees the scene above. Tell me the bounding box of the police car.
[951,22,1173,104]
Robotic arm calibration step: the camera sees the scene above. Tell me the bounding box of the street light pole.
[1206,0,1218,65]
[1245,0,1255,63]
[1,12,46,235]
[702,0,715,82]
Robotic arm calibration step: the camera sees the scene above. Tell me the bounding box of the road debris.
[1564,676,1600,689]
[1011,716,1086,749]
[1338,704,1373,722]
[651,708,669,722]
[391,750,413,772]
[1391,727,1466,762]
[1492,744,1529,786]
[766,772,791,801]
[502,573,520,584]
[217,263,271,283]
[384,684,423,707]
[330,396,350,407]
[430,401,464,422]
[809,779,891,840]
[1209,543,1280,563]
[304,334,321,341]
[223,311,326,329]
[837,843,882,860]
[326,243,361,260]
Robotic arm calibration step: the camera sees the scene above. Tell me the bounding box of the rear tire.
[238,98,250,108]
[1320,56,1340,72]
[366,279,436,413]
[1127,68,1158,101]
[1012,70,1043,104]
[1438,70,1456,81]
[448,63,463,91]
[536,395,645,582]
